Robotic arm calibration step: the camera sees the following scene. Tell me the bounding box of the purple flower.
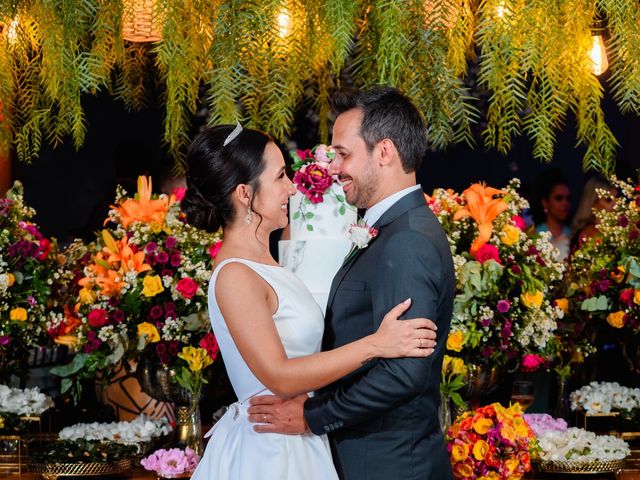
[108,297,120,307]
[156,342,167,356]
[523,413,567,437]
[510,264,522,275]
[619,215,629,227]
[0,335,11,346]
[146,253,157,266]
[140,448,199,477]
[149,305,164,320]
[165,236,177,249]
[481,318,492,327]
[113,310,125,324]
[497,299,511,313]
[630,229,640,240]
[156,251,169,264]
[481,346,494,358]
[168,341,179,357]
[169,252,181,267]
[164,302,176,313]
[27,296,37,307]
[161,269,173,278]
[145,242,158,253]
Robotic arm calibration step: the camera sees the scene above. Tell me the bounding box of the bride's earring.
[246,207,253,224]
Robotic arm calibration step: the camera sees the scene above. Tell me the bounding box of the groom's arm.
[303,230,447,434]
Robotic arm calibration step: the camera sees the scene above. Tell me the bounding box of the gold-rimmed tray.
[536,458,626,474]
[29,458,133,480]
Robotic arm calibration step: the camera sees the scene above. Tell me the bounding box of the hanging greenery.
[1,0,639,172]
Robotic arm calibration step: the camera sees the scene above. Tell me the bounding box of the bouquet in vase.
[446,402,537,479]
[427,180,565,371]
[0,181,59,379]
[50,176,221,400]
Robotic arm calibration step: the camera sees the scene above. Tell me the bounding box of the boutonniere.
[343,219,378,264]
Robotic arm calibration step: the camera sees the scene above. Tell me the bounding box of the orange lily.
[101,230,151,275]
[112,176,170,228]
[453,183,508,255]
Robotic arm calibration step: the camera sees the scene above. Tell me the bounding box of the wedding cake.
[279,146,357,312]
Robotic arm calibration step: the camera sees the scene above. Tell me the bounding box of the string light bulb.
[6,15,19,44]
[590,32,608,76]
[276,8,291,39]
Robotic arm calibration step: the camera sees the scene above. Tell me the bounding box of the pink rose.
[511,215,526,230]
[313,144,334,168]
[87,309,108,328]
[521,353,545,372]
[171,187,187,201]
[176,277,198,299]
[293,163,333,204]
[474,244,501,264]
[208,241,223,259]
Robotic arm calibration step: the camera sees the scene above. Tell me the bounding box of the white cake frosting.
[279,183,357,312]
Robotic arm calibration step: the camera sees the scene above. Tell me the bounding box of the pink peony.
[141,448,200,478]
[176,277,198,299]
[521,353,545,372]
[293,163,333,204]
[475,244,501,264]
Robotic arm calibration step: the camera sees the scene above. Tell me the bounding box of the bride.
[183,124,437,480]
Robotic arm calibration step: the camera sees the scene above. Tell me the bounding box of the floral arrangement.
[58,415,171,445]
[570,381,640,414]
[427,180,565,368]
[522,413,568,437]
[140,447,200,478]
[567,177,640,333]
[0,384,54,415]
[446,402,536,479]
[289,144,353,231]
[440,354,468,409]
[537,427,629,462]
[0,181,59,377]
[30,439,137,464]
[50,176,221,400]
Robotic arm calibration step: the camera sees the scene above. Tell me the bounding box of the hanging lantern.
[589,18,608,76]
[122,0,164,43]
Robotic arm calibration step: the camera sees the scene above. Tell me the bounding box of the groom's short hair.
[332,87,428,173]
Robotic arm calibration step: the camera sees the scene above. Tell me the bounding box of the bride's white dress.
[190,258,339,480]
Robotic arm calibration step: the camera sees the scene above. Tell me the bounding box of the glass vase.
[175,394,203,456]
[438,392,452,434]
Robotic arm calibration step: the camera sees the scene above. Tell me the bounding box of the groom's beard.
[341,164,378,209]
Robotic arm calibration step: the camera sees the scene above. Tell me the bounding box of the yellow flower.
[473,417,494,435]
[142,275,164,297]
[178,346,213,372]
[451,442,469,462]
[478,473,500,480]
[137,322,160,343]
[634,290,640,305]
[7,273,15,286]
[0,416,4,429]
[521,291,543,309]
[473,439,489,460]
[501,424,516,443]
[500,224,520,246]
[446,330,465,352]
[10,307,27,322]
[442,355,452,374]
[505,457,520,473]
[451,357,468,376]
[607,311,625,329]
[456,464,474,477]
[79,287,95,304]
[512,416,530,438]
[554,298,569,314]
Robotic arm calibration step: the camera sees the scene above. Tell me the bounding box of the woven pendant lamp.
[122,0,164,43]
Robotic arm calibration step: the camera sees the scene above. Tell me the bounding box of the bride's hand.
[372,298,437,358]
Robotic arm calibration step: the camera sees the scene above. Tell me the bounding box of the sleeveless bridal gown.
[190,258,339,480]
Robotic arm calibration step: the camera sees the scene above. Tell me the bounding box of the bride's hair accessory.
[223,121,243,146]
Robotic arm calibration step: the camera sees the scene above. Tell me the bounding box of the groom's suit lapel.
[326,189,427,310]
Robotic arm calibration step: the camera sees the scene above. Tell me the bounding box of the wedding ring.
[263,414,267,422]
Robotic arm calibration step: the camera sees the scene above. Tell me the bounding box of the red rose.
[293,163,333,204]
[176,277,198,299]
[200,332,220,361]
[620,288,634,307]
[37,239,51,260]
[474,244,501,264]
[521,353,545,372]
[87,308,108,328]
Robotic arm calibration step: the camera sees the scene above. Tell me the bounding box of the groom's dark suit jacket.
[304,189,455,480]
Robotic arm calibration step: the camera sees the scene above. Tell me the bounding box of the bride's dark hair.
[182,125,271,232]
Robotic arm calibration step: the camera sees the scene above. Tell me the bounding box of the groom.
[249,87,455,480]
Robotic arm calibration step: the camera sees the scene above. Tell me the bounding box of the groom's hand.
[248,394,309,434]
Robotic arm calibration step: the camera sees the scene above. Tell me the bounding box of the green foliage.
[2,0,640,171]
